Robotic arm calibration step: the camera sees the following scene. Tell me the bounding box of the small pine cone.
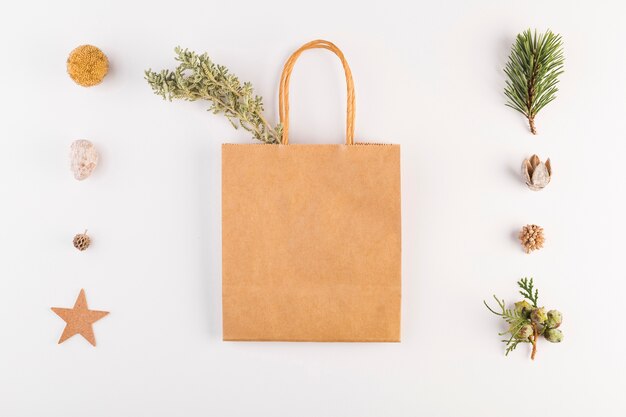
[73,230,91,251]
[519,224,544,253]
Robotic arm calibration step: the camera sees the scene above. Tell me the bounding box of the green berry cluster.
[485,278,563,360]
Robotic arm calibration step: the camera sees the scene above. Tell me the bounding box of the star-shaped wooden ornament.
[51,289,109,346]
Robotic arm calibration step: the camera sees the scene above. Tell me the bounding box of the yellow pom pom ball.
[67,45,109,87]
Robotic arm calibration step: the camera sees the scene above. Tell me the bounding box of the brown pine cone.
[519,224,544,253]
[73,230,91,251]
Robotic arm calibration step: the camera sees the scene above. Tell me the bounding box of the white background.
[1,1,624,416]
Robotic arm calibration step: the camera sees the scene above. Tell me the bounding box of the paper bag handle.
[279,40,356,145]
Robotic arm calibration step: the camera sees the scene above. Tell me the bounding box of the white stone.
[70,139,99,180]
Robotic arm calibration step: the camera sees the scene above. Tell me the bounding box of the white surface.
[1,1,625,416]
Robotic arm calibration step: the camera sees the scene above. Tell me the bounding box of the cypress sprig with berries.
[484,278,563,360]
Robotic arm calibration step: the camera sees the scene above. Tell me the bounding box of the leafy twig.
[502,337,530,356]
[484,295,529,355]
[484,278,564,360]
[145,47,282,144]
[518,277,539,307]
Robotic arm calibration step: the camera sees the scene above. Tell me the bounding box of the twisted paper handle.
[279,40,355,145]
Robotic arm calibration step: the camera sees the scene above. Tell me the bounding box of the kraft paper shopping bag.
[222,40,401,342]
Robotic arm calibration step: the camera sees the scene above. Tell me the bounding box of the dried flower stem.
[531,323,538,360]
[145,47,282,144]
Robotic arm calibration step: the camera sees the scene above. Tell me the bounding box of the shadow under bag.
[222,40,401,342]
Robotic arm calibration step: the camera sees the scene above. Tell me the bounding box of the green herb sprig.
[504,29,564,135]
[485,278,563,360]
[145,47,282,144]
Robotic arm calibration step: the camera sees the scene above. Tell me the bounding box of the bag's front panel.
[222,144,401,342]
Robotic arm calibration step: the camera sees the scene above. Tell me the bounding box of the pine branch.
[504,29,564,134]
[145,47,282,144]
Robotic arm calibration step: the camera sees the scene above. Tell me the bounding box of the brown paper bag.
[222,40,401,342]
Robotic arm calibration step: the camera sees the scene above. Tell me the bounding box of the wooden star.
[51,289,109,346]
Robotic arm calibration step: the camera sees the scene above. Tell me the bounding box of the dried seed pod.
[73,230,91,251]
[522,154,551,191]
[70,140,99,180]
[519,224,545,253]
[67,45,109,87]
